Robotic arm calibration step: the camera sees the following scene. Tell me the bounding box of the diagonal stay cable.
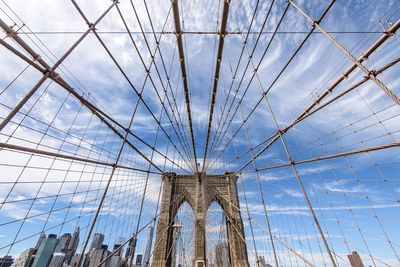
[0,142,160,174]
[206,2,291,171]
[94,192,186,267]
[213,55,400,174]
[124,14,187,261]
[242,141,400,173]
[64,2,185,264]
[120,3,194,164]
[0,17,188,172]
[141,1,194,162]
[207,0,267,164]
[0,2,115,132]
[208,0,366,172]
[230,20,400,176]
[289,1,400,105]
[114,4,194,172]
[69,0,194,173]
[0,17,179,174]
[205,182,316,267]
[131,1,195,164]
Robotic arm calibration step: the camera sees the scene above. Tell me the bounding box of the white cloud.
[283,188,303,198]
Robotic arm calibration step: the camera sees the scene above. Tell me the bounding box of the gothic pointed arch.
[152,173,249,267]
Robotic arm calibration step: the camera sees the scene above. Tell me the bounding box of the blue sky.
[0,0,400,266]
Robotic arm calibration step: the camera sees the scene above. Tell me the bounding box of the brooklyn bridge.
[0,0,399,266]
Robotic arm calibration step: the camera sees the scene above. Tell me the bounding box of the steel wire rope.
[0,1,112,116]
[127,31,180,265]
[65,2,179,263]
[141,0,196,165]
[70,0,193,174]
[324,93,400,263]
[124,2,194,165]
[116,3,194,172]
[206,3,291,171]
[202,0,231,173]
[205,0,269,166]
[0,3,169,174]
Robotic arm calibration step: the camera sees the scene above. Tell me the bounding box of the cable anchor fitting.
[88,23,97,31]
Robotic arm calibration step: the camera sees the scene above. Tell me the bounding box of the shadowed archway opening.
[206,201,230,267]
[172,201,194,267]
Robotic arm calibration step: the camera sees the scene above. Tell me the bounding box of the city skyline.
[2,226,155,267]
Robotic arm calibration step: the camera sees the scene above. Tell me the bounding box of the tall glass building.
[31,234,57,267]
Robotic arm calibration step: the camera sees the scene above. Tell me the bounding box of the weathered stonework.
[151,172,249,267]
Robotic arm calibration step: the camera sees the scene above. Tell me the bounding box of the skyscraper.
[69,254,89,267]
[108,255,121,267]
[142,226,154,267]
[0,256,14,267]
[107,244,122,267]
[170,221,181,267]
[48,233,72,267]
[34,232,46,251]
[48,253,65,267]
[55,233,72,253]
[89,233,104,253]
[256,256,269,267]
[125,236,137,267]
[88,245,110,267]
[65,227,80,264]
[116,237,126,246]
[347,251,365,267]
[135,254,143,266]
[68,227,80,251]
[31,234,58,267]
[10,248,35,267]
[113,244,122,256]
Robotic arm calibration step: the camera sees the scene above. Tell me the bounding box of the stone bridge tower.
[151,172,249,267]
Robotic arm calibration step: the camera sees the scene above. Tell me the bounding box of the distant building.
[68,228,80,251]
[119,257,128,267]
[34,232,46,251]
[142,226,154,266]
[135,254,143,265]
[65,227,80,264]
[125,236,137,267]
[69,254,80,267]
[108,254,121,267]
[170,221,181,267]
[48,252,65,267]
[48,232,73,267]
[347,251,365,267]
[214,243,230,267]
[88,245,110,267]
[0,255,14,267]
[113,244,122,256]
[31,234,58,267]
[56,233,72,253]
[255,255,272,267]
[256,256,269,267]
[69,254,89,267]
[108,244,122,267]
[10,248,35,267]
[89,233,104,253]
[116,237,126,246]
